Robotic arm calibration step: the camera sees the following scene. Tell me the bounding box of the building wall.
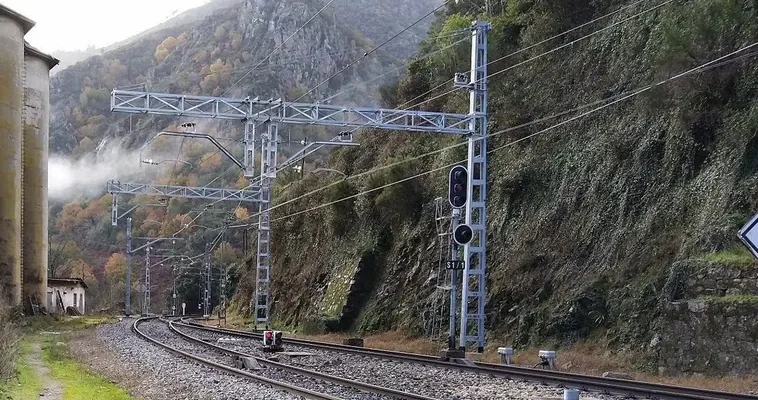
[47,284,85,314]
[22,53,51,305]
[0,14,26,307]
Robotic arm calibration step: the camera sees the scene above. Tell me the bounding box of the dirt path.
[28,342,63,399]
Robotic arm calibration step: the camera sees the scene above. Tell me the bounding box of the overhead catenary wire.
[304,0,672,163]
[232,0,680,225]
[292,0,452,103]
[319,35,470,104]
[409,0,674,109]
[227,42,758,227]
[396,0,655,110]
[160,0,338,236]
[123,0,662,221]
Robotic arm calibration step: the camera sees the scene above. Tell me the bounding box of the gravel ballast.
[173,323,619,400]
[96,318,301,400]
[142,319,394,400]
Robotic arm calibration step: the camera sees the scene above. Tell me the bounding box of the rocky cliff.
[44,0,439,310]
[227,0,758,373]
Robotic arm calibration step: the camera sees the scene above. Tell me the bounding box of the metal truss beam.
[107,181,261,203]
[111,90,477,135]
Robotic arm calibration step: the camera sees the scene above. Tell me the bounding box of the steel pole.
[125,217,132,316]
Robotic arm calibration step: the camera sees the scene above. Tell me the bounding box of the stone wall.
[656,258,758,374]
[680,260,758,298]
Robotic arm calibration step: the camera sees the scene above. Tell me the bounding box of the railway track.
[177,319,758,400]
[134,316,439,400]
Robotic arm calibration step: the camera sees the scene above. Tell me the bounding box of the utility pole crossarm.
[111,90,478,134]
[107,181,262,203]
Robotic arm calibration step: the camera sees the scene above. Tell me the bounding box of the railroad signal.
[262,330,283,352]
[453,224,473,245]
[448,166,468,208]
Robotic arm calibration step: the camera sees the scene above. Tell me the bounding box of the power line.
[248,0,677,223]
[229,42,758,226]
[320,35,470,104]
[397,0,670,110]
[162,0,338,236]
[302,0,672,163]
[224,0,338,97]
[293,0,452,103]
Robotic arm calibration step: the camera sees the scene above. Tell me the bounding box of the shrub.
[0,308,19,381]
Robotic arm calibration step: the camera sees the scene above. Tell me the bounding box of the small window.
[73,293,77,309]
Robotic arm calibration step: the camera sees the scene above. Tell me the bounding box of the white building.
[47,278,87,314]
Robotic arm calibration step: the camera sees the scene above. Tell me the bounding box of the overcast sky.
[3,0,211,52]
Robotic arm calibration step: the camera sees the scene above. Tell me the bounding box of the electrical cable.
[318,35,470,104]
[223,0,338,97]
[410,0,674,109]
[397,0,661,110]
[227,42,758,226]
[292,0,452,103]
[298,0,670,164]
[159,0,338,237]
[188,29,470,83]
[185,2,458,235]
[397,0,655,110]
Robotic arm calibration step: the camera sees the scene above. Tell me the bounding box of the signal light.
[454,224,473,245]
[449,166,468,208]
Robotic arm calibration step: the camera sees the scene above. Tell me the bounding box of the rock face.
[239,0,758,370]
[48,0,439,154]
[657,259,758,374]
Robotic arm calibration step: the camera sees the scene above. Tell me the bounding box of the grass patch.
[40,337,133,400]
[701,247,755,268]
[0,341,42,400]
[21,315,116,334]
[2,316,131,400]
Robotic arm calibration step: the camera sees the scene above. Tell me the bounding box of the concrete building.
[0,3,34,307]
[47,278,87,314]
[0,4,57,310]
[22,42,58,308]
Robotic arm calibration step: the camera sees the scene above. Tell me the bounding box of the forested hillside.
[48,0,758,367]
[226,0,758,359]
[46,0,439,311]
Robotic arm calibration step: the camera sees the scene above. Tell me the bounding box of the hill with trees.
[46,0,439,311]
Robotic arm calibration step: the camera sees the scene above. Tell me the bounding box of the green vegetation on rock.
[45,0,758,365]
[700,246,755,268]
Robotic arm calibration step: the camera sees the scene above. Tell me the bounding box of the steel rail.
[131,317,341,400]
[168,320,439,400]
[176,320,758,400]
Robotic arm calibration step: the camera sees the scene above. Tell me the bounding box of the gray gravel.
[139,318,394,400]
[174,324,622,400]
[97,318,301,400]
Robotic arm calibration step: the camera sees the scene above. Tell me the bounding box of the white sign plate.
[738,213,758,259]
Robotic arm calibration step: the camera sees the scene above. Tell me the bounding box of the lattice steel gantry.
[461,21,489,352]
[109,181,261,316]
[108,20,490,348]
